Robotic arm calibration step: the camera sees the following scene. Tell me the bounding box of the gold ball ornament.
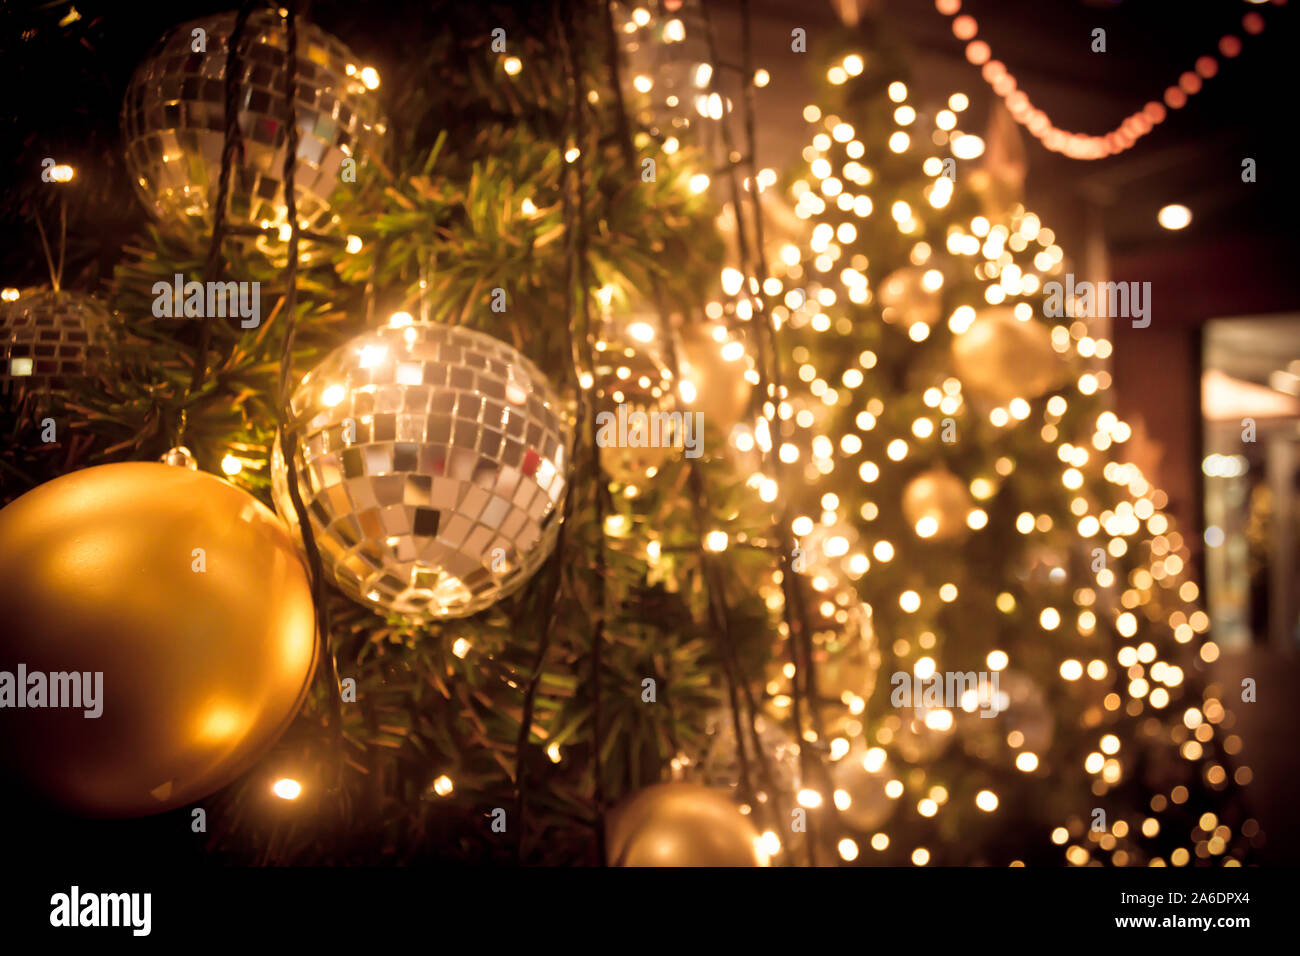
[606,783,769,866]
[121,9,386,234]
[902,467,971,541]
[891,709,956,763]
[950,307,1062,406]
[959,670,1054,760]
[879,267,942,328]
[593,339,678,484]
[676,321,753,433]
[814,599,880,708]
[830,746,898,832]
[0,462,316,817]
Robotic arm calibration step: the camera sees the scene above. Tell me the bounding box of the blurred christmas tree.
[755,22,1256,866]
[0,0,1255,868]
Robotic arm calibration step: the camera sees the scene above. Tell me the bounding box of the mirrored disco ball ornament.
[122,8,386,233]
[272,320,571,619]
[0,289,108,394]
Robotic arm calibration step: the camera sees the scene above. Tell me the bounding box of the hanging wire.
[558,0,611,865]
[58,197,66,292]
[271,0,346,808]
[179,0,260,446]
[697,0,844,864]
[33,212,61,293]
[514,0,613,866]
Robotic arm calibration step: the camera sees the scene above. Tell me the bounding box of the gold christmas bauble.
[879,267,942,328]
[0,462,317,816]
[594,340,678,484]
[814,599,880,708]
[950,307,1062,405]
[958,670,1054,759]
[830,746,898,832]
[677,322,753,433]
[901,468,971,541]
[606,783,768,866]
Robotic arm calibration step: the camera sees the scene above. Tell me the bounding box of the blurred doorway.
[1202,315,1300,650]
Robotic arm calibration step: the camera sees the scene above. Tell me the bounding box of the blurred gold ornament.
[830,746,898,832]
[619,15,714,135]
[891,710,956,764]
[606,782,768,866]
[902,468,971,541]
[676,321,753,433]
[879,267,942,328]
[959,671,1054,759]
[593,338,678,484]
[815,599,880,706]
[950,307,1061,405]
[0,462,316,817]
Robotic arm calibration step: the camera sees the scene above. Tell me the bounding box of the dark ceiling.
[734,0,1296,317]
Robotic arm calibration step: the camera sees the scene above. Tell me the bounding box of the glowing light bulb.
[1157,203,1192,230]
[273,778,302,800]
[627,321,655,343]
[951,134,985,159]
[797,788,823,808]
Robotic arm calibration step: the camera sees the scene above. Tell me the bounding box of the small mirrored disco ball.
[121,8,386,234]
[273,320,572,620]
[0,289,107,394]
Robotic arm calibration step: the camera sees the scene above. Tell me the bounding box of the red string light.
[934,0,1282,160]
